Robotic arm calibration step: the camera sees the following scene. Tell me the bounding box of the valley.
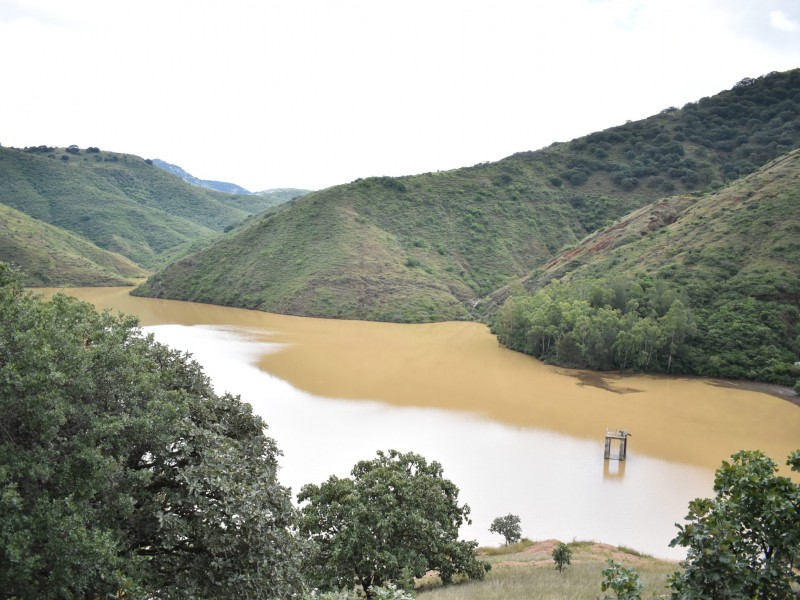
[2,70,799,390]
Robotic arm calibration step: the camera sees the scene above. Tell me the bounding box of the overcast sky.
[1,0,799,192]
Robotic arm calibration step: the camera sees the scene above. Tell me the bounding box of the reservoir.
[35,287,800,560]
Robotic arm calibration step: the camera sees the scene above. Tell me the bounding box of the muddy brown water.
[34,287,800,559]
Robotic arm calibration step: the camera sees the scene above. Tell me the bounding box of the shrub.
[600,560,642,600]
[552,542,572,573]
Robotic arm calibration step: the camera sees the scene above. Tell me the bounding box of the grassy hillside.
[0,203,146,286]
[136,184,478,321]
[418,540,676,600]
[523,151,800,302]
[134,167,595,321]
[493,149,800,385]
[137,69,800,322]
[0,146,277,268]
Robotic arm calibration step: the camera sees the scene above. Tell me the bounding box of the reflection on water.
[33,287,800,559]
[572,372,644,394]
[603,459,627,480]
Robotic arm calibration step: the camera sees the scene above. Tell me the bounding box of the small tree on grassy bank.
[489,513,522,545]
[601,560,642,600]
[552,542,572,572]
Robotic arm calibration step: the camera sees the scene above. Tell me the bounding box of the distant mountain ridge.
[152,159,252,194]
[135,69,800,323]
[152,159,313,202]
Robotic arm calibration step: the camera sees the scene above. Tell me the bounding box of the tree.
[659,299,696,372]
[600,560,642,600]
[0,264,303,599]
[489,513,522,546]
[297,449,489,599]
[630,316,664,370]
[552,542,572,573]
[668,449,800,599]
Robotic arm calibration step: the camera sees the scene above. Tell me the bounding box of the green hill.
[493,149,800,385]
[0,145,279,269]
[136,69,800,322]
[254,187,313,202]
[0,203,146,286]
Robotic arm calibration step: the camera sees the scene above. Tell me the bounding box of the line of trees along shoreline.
[492,276,800,390]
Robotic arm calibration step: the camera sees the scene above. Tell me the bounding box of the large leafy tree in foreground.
[297,450,489,599]
[669,449,800,599]
[0,264,303,599]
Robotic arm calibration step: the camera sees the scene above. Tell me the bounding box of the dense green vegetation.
[0,202,146,286]
[137,69,800,324]
[0,264,303,598]
[298,450,489,599]
[537,71,800,197]
[494,278,697,373]
[669,450,800,599]
[0,145,279,269]
[494,150,800,385]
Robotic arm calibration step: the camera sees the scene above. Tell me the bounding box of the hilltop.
[0,145,280,270]
[136,69,800,322]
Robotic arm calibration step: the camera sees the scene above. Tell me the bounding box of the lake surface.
[35,287,800,559]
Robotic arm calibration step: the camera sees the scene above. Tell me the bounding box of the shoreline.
[708,379,799,408]
[566,368,799,407]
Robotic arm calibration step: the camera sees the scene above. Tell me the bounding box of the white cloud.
[770,9,798,32]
